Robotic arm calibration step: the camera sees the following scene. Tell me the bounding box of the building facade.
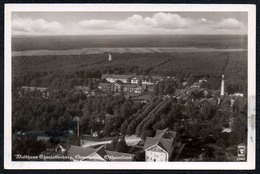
[101,74,163,85]
[99,73,162,94]
[145,145,168,162]
[143,128,178,162]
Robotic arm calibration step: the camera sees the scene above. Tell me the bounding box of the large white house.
[101,74,163,85]
[143,128,177,162]
[99,74,164,94]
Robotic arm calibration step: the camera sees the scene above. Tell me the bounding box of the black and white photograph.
[4,4,256,170]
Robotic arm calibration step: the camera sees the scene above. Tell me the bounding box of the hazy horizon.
[12,34,248,37]
[12,35,247,54]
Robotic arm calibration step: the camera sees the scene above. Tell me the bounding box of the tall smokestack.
[221,74,225,96]
[108,52,112,61]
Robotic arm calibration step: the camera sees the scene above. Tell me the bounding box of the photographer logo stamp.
[237,145,246,161]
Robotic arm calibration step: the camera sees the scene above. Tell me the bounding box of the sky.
[11,12,248,35]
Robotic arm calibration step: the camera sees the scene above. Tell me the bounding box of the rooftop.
[75,86,90,92]
[175,89,184,96]
[98,82,111,86]
[67,145,135,161]
[67,145,97,158]
[144,137,174,157]
[154,128,177,139]
[21,86,48,92]
[144,128,177,158]
[101,74,163,80]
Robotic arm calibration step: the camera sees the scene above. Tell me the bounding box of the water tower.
[108,52,112,61]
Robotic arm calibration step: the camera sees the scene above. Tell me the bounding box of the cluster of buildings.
[17,73,165,99]
[37,128,182,162]
[19,73,244,101]
[98,74,164,95]
[174,75,225,99]
[67,144,135,161]
[18,72,244,162]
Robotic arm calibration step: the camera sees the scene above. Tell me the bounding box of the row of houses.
[98,80,148,94]
[18,74,164,98]
[37,128,182,162]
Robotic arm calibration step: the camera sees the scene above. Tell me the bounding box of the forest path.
[145,56,175,74]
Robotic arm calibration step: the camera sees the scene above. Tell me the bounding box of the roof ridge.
[104,150,135,156]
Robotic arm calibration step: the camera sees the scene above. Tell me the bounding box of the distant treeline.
[12,52,247,94]
[12,35,247,51]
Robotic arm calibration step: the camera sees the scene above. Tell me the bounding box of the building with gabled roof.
[101,74,132,83]
[20,86,49,98]
[113,80,124,92]
[21,86,48,92]
[191,78,209,89]
[100,74,165,94]
[103,150,135,161]
[154,128,177,140]
[67,145,135,161]
[143,128,178,162]
[175,89,184,97]
[123,83,143,94]
[101,74,163,85]
[67,145,98,161]
[84,145,107,161]
[144,137,174,162]
[75,86,90,94]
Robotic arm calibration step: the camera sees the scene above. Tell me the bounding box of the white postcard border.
[4,4,256,170]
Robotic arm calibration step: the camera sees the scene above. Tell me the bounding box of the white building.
[101,74,163,85]
[143,128,177,162]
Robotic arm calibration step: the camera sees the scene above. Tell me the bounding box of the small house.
[75,86,90,94]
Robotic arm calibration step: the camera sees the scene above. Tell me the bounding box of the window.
[154,159,156,162]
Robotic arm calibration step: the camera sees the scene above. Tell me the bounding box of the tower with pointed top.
[220,74,225,96]
[108,52,112,61]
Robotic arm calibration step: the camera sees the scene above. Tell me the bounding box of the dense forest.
[12,52,247,94]
[12,84,248,160]
[12,51,248,161]
[13,85,247,138]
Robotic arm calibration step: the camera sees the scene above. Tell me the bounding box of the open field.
[11,35,247,92]
[12,47,247,57]
[12,35,247,51]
